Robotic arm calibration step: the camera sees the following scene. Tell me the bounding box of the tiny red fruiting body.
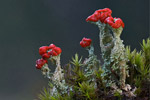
[48,47,62,56]
[36,58,47,69]
[48,50,58,56]
[39,46,49,56]
[80,37,92,48]
[48,44,62,56]
[38,44,62,59]
[53,47,62,55]
[86,14,99,22]
[86,8,112,23]
[42,53,50,59]
[49,44,56,49]
[114,18,124,28]
[86,8,124,29]
[104,16,114,25]
[104,17,124,29]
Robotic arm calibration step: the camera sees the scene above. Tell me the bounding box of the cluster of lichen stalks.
[35,8,150,100]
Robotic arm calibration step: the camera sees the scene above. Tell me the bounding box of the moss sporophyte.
[35,8,150,100]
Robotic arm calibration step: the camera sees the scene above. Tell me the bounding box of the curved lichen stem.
[41,64,51,79]
[96,21,127,89]
[55,55,62,72]
[112,27,127,89]
[50,55,66,95]
[52,55,64,82]
[120,61,126,88]
[98,24,114,57]
[87,44,94,56]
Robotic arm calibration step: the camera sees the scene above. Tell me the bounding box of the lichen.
[35,8,150,100]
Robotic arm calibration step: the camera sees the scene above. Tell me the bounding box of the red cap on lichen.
[53,47,62,55]
[104,17,124,28]
[49,44,56,49]
[86,8,112,23]
[39,44,62,58]
[80,37,92,48]
[36,58,47,69]
[86,14,99,22]
[39,46,49,56]
[42,53,50,59]
[48,47,62,56]
[104,17,114,25]
[114,18,124,28]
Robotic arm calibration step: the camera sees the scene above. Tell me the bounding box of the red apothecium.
[104,17,124,28]
[36,58,47,69]
[113,17,124,28]
[53,47,62,54]
[39,44,62,58]
[49,44,56,49]
[86,8,112,23]
[80,37,92,48]
[104,16,114,25]
[42,53,50,59]
[39,46,49,56]
[86,14,99,22]
[48,47,62,56]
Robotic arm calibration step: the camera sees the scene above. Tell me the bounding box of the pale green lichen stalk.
[49,55,68,96]
[83,44,101,83]
[96,21,127,89]
[86,9,128,89]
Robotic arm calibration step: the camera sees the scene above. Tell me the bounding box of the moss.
[36,8,150,100]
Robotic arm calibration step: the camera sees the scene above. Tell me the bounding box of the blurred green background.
[0,0,149,100]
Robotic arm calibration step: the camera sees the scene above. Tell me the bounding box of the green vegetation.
[38,38,150,100]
